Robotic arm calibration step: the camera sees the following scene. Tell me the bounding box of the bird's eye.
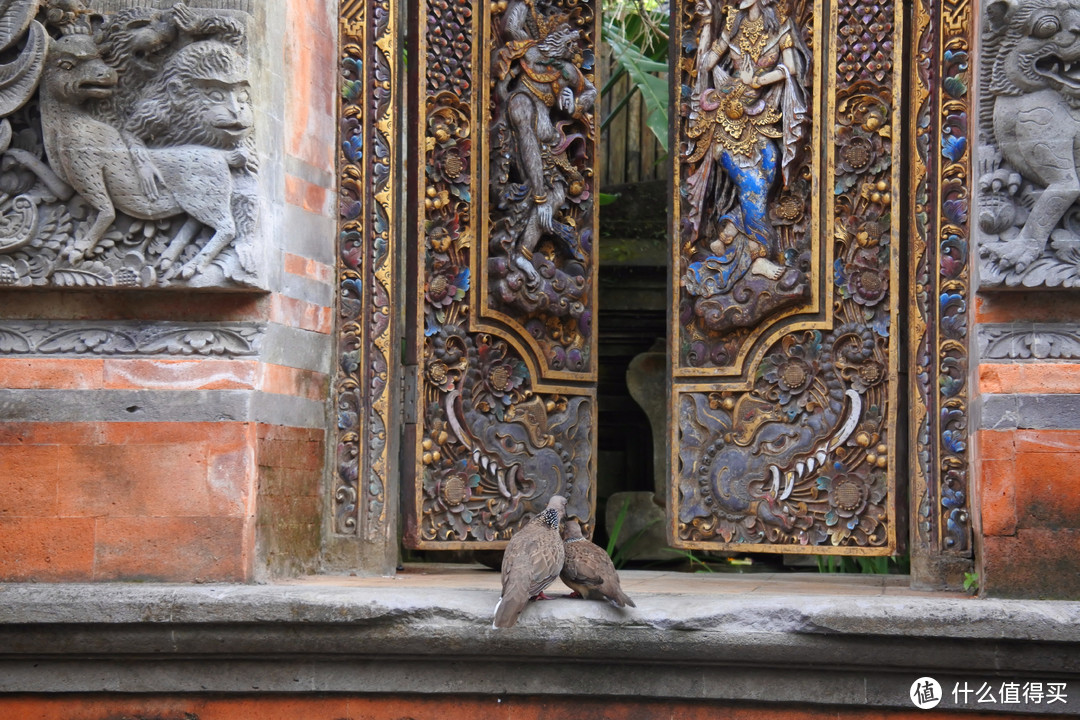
[57,59,74,70]
[1033,15,1060,38]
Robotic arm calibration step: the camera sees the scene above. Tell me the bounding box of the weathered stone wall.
[0,0,338,582]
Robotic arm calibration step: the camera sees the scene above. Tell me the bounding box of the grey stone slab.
[1015,394,1080,429]
[285,154,335,191]
[980,392,1080,429]
[977,393,1019,430]
[0,582,1076,711]
[278,268,335,307]
[261,323,334,375]
[279,203,337,265]
[251,391,327,429]
[0,389,252,423]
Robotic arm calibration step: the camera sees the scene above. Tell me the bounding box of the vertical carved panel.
[404,0,598,547]
[334,0,396,541]
[910,0,973,569]
[670,0,901,553]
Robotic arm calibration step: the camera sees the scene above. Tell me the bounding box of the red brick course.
[0,695,1056,720]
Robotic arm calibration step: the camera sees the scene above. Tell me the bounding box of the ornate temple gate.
[668,0,903,554]
[402,0,600,546]
[369,0,974,570]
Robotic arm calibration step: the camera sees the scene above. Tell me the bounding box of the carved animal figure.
[984,0,1080,270]
[493,494,567,629]
[560,520,635,608]
[38,31,252,277]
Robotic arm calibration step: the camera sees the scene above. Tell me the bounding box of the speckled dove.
[492,494,567,629]
[560,519,635,608]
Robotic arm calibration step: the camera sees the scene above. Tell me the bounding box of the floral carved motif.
[0,321,263,356]
[0,0,258,290]
[334,0,396,539]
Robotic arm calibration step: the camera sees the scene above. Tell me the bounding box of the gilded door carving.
[670,0,902,553]
[404,0,598,547]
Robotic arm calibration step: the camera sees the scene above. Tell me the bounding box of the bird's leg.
[565,591,583,599]
[531,592,556,601]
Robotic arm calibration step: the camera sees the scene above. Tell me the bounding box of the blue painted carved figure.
[683,0,809,299]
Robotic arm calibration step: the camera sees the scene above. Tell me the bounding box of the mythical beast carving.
[978,0,1080,287]
[416,327,593,543]
[677,325,890,547]
[0,0,258,289]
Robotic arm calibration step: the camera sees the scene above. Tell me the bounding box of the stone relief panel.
[977,0,1080,288]
[0,0,258,290]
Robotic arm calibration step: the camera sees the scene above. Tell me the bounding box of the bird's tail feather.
[492,587,528,628]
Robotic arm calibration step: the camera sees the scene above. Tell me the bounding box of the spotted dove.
[560,519,635,608]
[492,494,567,629]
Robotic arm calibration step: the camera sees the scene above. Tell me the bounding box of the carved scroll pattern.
[910,0,972,558]
[671,0,900,553]
[333,0,396,538]
[0,0,259,290]
[0,321,263,356]
[404,0,595,548]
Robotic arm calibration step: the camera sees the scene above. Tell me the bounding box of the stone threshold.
[0,569,1077,713]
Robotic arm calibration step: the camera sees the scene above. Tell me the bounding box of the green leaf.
[598,192,621,206]
[603,20,669,151]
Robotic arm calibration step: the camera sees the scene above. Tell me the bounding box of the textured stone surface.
[982,530,1080,599]
[0,579,1076,712]
[978,393,1080,430]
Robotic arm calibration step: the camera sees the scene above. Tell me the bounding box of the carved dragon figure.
[420,327,592,542]
[980,0,1080,272]
[678,325,889,547]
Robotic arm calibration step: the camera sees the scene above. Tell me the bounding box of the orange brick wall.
[974,294,1080,598]
[0,695,1052,720]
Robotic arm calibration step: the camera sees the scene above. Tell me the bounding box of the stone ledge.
[0,578,1077,713]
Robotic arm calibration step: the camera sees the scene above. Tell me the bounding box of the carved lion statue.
[981,0,1080,271]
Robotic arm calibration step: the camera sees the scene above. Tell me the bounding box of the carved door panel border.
[668,0,902,554]
[909,0,974,578]
[331,0,399,573]
[402,0,600,548]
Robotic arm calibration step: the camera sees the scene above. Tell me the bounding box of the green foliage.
[963,571,980,594]
[605,496,661,569]
[597,192,621,206]
[662,548,715,573]
[601,1,670,150]
[816,554,911,574]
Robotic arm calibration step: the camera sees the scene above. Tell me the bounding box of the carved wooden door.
[669,0,902,554]
[404,0,599,547]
